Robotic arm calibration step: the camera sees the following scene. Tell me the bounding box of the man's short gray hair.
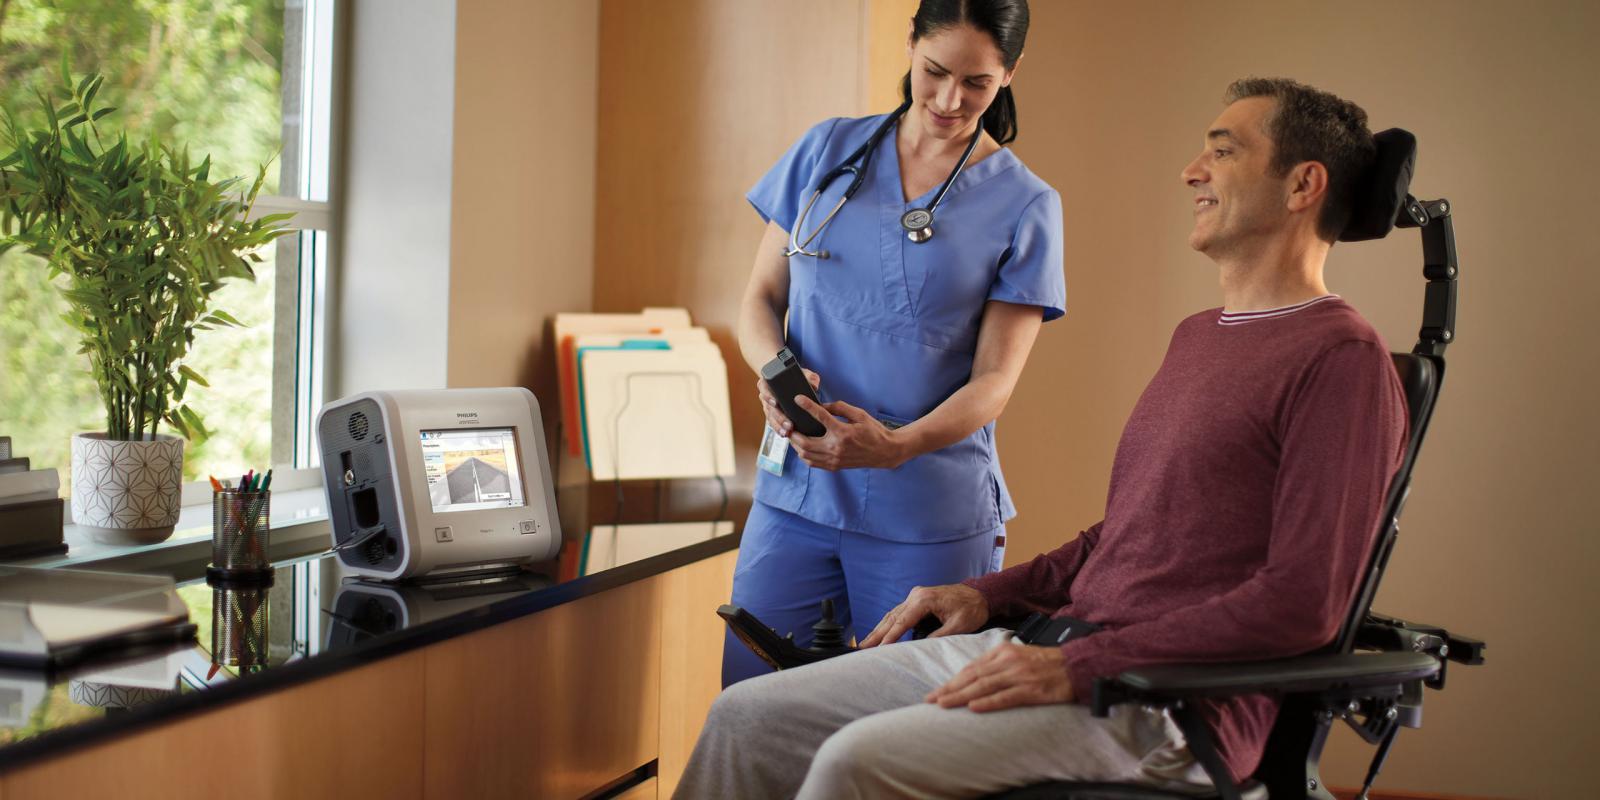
[1225,77,1377,242]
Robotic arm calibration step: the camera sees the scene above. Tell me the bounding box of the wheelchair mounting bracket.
[1395,196,1458,357]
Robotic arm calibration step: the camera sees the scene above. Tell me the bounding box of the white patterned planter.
[70,432,184,544]
[68,680,177,709]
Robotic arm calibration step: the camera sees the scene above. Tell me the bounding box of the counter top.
[0,519,737,774]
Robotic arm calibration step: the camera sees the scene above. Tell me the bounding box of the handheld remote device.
[760,348,826,438]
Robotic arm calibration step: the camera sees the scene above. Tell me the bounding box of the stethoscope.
[784,100,982,259]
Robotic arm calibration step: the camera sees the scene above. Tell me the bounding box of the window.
[0,0,339,496]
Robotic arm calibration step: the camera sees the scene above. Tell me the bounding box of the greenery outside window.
[0,0,340,504]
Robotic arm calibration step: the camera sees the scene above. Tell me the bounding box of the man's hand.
[926,642,1076,712]
[788,395,907,470]
[859,584,989,648]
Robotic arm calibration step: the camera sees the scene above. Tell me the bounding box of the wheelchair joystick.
[809,599,848,652]
[717,601,856,671]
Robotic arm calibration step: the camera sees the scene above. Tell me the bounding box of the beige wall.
[1004,2,1597,797]
[447,0,1599,796]
[865,0,920,111]
[447,0,599,441]
[591,0,869,514]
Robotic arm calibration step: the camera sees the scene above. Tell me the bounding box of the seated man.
[674,77,1407,799]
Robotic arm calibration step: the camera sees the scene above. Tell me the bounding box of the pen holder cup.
[211,490,271,576]
[212,583,271,668]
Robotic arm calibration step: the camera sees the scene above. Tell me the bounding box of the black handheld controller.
[760,347,826,438]
[717,602,854,671]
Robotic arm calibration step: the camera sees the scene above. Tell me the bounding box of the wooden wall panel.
[448,0,598,422]
[655,548,738,796]
[2,652,426,800]
[592,0,867,511]
[613,776,657,800]
[864,0,920,112]
[421,579,662,800]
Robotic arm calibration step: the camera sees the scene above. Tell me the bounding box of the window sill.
[20,487,334,577]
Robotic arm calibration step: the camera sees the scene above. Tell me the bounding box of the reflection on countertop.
[0,518,737,770]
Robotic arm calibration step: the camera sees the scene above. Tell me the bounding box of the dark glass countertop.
[0,519,737,773]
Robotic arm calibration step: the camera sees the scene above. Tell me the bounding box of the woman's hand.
[788,395,908,470]
[756,368,820,437]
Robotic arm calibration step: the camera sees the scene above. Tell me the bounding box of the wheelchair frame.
[720,131,1486,800]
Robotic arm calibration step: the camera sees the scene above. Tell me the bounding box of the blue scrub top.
[748,113,1066,543]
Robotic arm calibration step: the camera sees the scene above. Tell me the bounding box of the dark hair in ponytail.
[898,0,1029,145]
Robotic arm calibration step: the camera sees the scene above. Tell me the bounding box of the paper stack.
[0,436,68,560]
[553,309,736,481]
[0,566,195,670]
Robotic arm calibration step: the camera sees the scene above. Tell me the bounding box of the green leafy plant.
[0,68,292,442]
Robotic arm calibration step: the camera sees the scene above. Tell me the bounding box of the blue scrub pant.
[722,501,1001,687]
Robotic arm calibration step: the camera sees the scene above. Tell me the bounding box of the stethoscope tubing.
[786,101,979,258]
[919,123,981,220]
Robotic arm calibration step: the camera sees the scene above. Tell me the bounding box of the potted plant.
[0,70,291,543]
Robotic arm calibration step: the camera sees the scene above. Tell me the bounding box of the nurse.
[726,0,1064,686]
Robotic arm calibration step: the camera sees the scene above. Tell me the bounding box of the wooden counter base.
[0,549,737,800]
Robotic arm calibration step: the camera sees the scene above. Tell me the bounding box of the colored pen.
[209,475,223,493]
[260,469,273,492]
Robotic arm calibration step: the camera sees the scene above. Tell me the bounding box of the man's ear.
[1286,161,1329,214]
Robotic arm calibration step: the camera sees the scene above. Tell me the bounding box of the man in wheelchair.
[677,78,1462,799]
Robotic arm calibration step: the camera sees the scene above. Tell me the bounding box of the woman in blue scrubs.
[726,0,1064,686]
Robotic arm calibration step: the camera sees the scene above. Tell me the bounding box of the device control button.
[519,520,536,534]
[434,526,453,543]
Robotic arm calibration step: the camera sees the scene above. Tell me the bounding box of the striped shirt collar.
[1218,294,1341,326]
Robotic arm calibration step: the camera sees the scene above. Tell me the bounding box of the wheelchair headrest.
[1338,128,1417,242]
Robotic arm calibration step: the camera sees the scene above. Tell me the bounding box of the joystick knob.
[810,598,849,653]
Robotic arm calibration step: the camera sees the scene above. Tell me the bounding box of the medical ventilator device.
[316,388,561,580]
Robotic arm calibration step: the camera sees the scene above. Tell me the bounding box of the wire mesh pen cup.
[211,490,271,577]
[212,583,271,668]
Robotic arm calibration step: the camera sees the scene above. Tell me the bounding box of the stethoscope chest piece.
[901,208,935,243]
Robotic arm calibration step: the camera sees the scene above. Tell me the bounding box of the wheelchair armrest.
[1362,610,1487,665]
[718,604,853,671]
[1090,651,1440,717]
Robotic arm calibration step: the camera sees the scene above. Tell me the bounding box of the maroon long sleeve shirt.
[966,296,1406,783]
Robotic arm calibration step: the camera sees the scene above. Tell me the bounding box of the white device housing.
[316,388,561,580]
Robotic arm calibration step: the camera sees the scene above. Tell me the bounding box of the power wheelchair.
[719,129,1485,800]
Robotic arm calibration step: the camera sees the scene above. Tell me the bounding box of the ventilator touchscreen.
[420,427,526,513]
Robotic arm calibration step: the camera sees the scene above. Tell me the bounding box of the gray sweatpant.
[673,628,1213,799]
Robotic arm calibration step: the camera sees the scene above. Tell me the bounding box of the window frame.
[165,0,347,509]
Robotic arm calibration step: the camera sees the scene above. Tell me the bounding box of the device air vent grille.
[363,536,386,566]
[348,411,370,441]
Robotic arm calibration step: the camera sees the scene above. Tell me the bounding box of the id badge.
[757,425,790,476]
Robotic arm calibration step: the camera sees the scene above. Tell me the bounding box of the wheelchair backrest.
[1331,351,1442,654]
[1256,127,1460,788]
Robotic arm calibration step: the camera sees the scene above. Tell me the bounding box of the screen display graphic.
[420,427,526,513]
